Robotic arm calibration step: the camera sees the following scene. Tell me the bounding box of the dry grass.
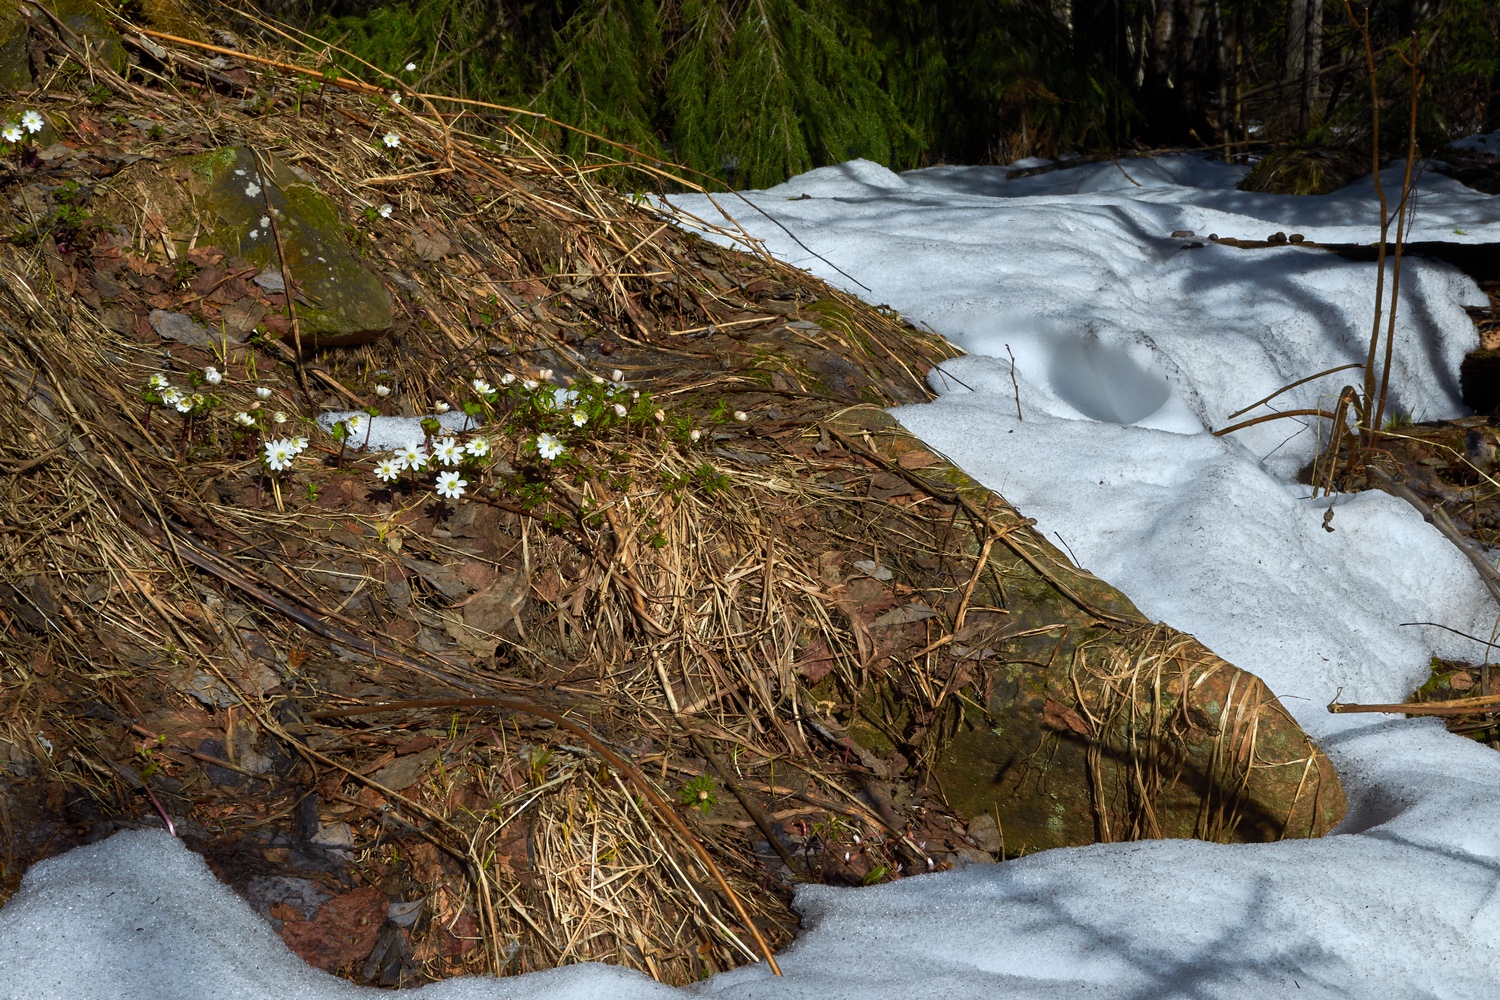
[0,6,1343,988]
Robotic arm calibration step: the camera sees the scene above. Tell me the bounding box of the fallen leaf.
[897,450,941,470]
[279,886,387,972]
[148,309,212,348]
[372,747,438,791]
[411,231,451,262]
[796,638,838,684]
[870,602,936,628]
[1042,698,1090,737]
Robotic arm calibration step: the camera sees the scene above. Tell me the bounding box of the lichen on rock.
[98,146,393,347]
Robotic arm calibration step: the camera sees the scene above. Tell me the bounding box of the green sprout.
[679,774,717,814]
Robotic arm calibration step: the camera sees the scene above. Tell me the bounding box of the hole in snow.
[1047,334,1171,425]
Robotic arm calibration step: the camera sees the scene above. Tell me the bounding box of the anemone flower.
[432,437,464,466]
[263,439,296,471]
[535,433,564,462]
[397,443,427,471]
[435,471,467,500]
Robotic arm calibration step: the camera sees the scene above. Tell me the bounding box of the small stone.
[1268,231,1288,244]
[312,821,355,850]
[1289,233,1306,244]
[945,847,994,869]
[1170,229,1195,238]
[967,813,1004,853]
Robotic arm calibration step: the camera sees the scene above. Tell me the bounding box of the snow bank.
[6,153,1500,998]
[313,410,481,452]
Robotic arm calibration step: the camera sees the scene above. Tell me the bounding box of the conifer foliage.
[308,0,1500,188]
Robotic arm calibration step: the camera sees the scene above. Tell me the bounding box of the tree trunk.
[1287,0,1324,133]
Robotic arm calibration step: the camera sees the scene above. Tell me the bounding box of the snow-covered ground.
[6,156,1500,998]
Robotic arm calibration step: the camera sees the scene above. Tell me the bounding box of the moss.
[191,147,393,347]
[0,12,31,93]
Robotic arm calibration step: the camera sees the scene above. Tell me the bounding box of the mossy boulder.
[823,405,1346,855]
[98,147,393,347]
[0,10,31,93]
[60,12,127,76]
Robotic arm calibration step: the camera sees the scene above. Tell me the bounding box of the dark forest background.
[259,0,1499,189]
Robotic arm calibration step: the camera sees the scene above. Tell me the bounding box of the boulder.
[60,9,127,76]
[97,147,393,347]
[0,11,31,92]
[822,406,1345,855]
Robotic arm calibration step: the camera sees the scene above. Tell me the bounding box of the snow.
[1447,129,1500,156]
[313,410,480,452]
[7,154,1500,997]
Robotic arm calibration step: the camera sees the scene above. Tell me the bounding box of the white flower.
[390,92,402,105]
[343,413,366,436]
[572,410,588,427]
[611,369,623,383]
[191,393,205,407]
[552,387,576,409]
[204,366,222,385]
[653,409,665,423]
[255,386,272,400]
[234,411,255,426]
[591,374,604,384]
[613,403,627,418]
[1,124,21,143]
[433,400,450,414]
[161,387,183,406]
[690,428,701,442]
[434,471,467,500]
[500,373,515,386]
[374,384,391,397]
[472,378,493,394]
[538,368,553,381]
[522,379,538,391]
[272,410,287,424]
[535,432,564,462]
[382,131,401,149]
[397,443,427,470]
[263,439,296,471]
[20,111,43,134]
[631,390,640,399]
[432,437,463,466]
[147,373,169,390]
[373,458,402,482]
[174,398,193,413]
[378,203,393,219]
[405,62,416,72]
[734,410,748,422]
[290,436,309,453]
[464,436,490,457]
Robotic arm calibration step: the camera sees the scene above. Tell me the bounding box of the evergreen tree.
[297,0,1500,187]
[663,0,912,188]
[536,0,666,159]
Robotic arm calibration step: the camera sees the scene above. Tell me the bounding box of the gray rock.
[967,813,1004,854]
